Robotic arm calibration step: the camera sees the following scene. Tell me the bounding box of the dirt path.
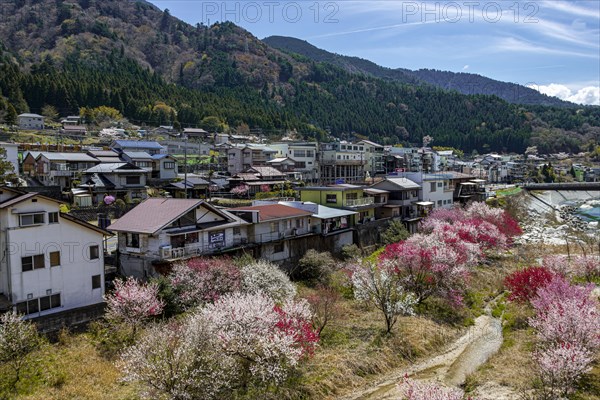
[340,314,505,400]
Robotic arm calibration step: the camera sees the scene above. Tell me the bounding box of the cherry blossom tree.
[169,257,240,309]
[0,313,40,390]
[105,277,164,334]
[541,254,570,276]
[572,254,600,282]
[398,376,470,400]
[351,261,417,334]
[240,260,296,302]
[380,235,469,306]
[119,320,233,400]
[200,292,318,387]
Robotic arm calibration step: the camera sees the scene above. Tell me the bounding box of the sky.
[150,0,600,105]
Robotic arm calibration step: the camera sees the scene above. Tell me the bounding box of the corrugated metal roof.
[108,198,206,234]
[113,140,164,149]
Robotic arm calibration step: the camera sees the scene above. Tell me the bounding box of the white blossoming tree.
[0,312,41,391]
[352,261,417,334]
[240,260,296,302]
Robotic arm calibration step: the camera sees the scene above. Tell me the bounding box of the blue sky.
[150,0,600,104]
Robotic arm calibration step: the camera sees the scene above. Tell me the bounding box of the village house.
[60,124,87,136]
[269,142,320,182]
[227,204,314,262]
[224,144,278,175]
[299,184,380,225]
[0,187,110,317]
[79,162,148,204]
[86,149,122,164]
[228,165,288,195]
[17,113,44,130]
[35,152,99,190]
[370,177,421,219]
[111,140,166,155]
[107,198,249,279]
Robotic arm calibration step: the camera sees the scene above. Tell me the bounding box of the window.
[48,212,59,224]
[19,213,44,227]
[22,254,45,272]
[270,222,279,232]
[92,275,102,289]
[294,150,306,158]
[437,182,443,187]
[16,293,61,315]
[273,243,284,253]
[49,251,60,267]
[164,162,175,169]
[437,200,443,207]
[89,245,100,260]
[126,176,141,185]
[126,233,140,248]
[430,182,437,192]
[136,161,151,168]
[326,194,337,203]
[306,150,314,158]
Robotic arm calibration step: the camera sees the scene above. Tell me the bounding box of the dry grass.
[15,334,138,400]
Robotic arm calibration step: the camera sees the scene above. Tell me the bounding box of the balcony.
[344,197,374,207]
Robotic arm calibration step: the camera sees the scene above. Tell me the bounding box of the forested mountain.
[0,0,598,154]
[263,36,572,107]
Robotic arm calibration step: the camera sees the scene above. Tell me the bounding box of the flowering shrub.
[241,260,296,302]
[528,275,600,396]
[572,255,600,281]
[541,255,570,276]
[0,313,40,390]
[119,320,232,400]
[504,266,555,303]
[534,342,593,397]
[169,258,240,308]
[105,277,164,329]
[230,184,249,197]
[398,376,469,400]
[381,235,469,306]
[201,292,318,384]
[352,261,417,333]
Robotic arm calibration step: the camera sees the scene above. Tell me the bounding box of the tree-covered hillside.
[0,0,598,153]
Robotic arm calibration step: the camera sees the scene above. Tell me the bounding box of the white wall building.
[0,188,109,317]
[17,113,44,130]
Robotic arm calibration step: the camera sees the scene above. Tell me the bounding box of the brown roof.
[107,198,231,234]
[231,204,313,222]
[60,213,113,236]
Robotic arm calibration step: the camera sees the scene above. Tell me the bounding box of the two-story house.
[35,152,99,189]
[270,142,320,182]
[227,204,314,262]
[17,113,44,130]
[299,184,380,224]
[225,144,278,175]
[151,154,178,180]
[370,177,421,219]
[0,187,110,317]
[79,163,148,204]
[107,198,249,278]
[228,166,288,195]
[120,152,154,173]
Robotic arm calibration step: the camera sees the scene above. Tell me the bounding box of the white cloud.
[463,65,470,70]
[528,83,600,105]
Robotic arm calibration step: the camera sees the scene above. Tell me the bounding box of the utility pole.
[183,131,188,198]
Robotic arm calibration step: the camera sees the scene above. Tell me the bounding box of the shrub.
[169,257,240,309]
[292,249,336,283]
[241,260,296,302]
[340,243,361,260]
[380,220,410,245]
[534,342,593,398]
[504,266,555,303]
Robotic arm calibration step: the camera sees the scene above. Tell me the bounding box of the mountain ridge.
[262,35,573,107]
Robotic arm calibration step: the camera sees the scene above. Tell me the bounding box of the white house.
[17,113,44,130]
[108,198,250,279]
[404,172,454,209]
[0,187,110,317]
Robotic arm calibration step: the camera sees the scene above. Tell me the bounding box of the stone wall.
[31,303,106,334]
